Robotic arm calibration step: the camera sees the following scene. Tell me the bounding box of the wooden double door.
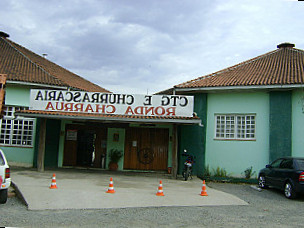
[124,127,169,171]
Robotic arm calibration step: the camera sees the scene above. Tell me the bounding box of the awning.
[15,110,201,125]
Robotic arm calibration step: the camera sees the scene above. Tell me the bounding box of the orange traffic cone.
[200,180,208,196]
[49,173,58,189]
[106,177,116,193]
[156,180,165,196]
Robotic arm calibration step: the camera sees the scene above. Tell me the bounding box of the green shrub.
[203,165,211,177]
[109,149,123,163]
[243,166,256,179]
[213,167,228,177]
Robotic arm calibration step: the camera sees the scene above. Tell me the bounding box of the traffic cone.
[200,180,208,196]
[49,173,58,189]
[106,177,116,193]
[156,180,164,196]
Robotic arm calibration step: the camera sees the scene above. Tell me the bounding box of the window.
[0,106,35,147]
[296,159,304,170]
[271,158,283,168]
[215,114,256,140]
[280,159,293,169]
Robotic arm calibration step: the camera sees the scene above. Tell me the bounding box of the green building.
[0,32,199,176]
[3,30,302,178]
[165,42,304,177]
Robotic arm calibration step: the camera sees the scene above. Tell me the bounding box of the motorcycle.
[182,149,195,181]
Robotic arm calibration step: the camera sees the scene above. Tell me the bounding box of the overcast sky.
[0,0,303,94]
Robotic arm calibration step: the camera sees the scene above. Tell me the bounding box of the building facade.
[0,32,199,176]
[168,43,304,177]
[4,31,302,178]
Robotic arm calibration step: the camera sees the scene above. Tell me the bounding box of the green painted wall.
[1,147,35,167]
[33,118,40,168]
[179,93,207,176]
[5,85,31,106]
[58,120,73,167]
[106,128,125,170]
[1,85,36,167]
[291,90,304,157]
[205,92,269,177]
[269,91,292,162]
[44,119,61,167]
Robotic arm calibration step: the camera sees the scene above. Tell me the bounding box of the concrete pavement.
[11,168,248,210]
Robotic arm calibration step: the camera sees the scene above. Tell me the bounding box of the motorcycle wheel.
[184,168,189,181]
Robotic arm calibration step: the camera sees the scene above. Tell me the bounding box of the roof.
[0,33,110,92]
[15,110,201,124]
[175,43,304,90]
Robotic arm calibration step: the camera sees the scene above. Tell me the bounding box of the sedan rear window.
[295,159,304,170]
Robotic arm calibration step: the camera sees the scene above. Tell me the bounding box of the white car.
[0,149,11,204]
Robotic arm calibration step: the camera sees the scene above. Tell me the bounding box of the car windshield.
[296,159,304,170]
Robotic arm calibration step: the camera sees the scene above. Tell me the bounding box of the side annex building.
[164,42,304,177]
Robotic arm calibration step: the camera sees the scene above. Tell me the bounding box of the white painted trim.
[175,84,304,92]
[7,80,68,89]
[214,114,256,140]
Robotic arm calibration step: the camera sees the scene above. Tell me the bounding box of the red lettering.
[124,106,134,115]
[155,106,165,116]
[166,107,176,116]
[85,104,94,112]
[95,104,105,113]
[74,103,84,112]
[134,106,144,115]
[64,103,73,112]
[55,102,64,111]
[106,105,116,114]
[43,102,178,116]
[145,107,154,115]
[45,102,55,111]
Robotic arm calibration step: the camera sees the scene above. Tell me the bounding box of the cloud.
[1,0,304,94]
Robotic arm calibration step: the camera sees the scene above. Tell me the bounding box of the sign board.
[30,89,194,117]
[66,130,77,141]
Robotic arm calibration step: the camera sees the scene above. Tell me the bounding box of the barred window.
[0,106,35,147]
[215,114,256,140]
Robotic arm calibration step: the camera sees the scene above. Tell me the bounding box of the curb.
[11,181,28,207]
[199,176,258,184]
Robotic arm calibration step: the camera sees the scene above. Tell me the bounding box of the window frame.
[0,106,36,147]
[214,114,256,141]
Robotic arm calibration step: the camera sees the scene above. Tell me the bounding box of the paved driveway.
[11,168,247,210]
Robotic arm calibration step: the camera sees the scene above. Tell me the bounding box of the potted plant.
[108,149,123,171]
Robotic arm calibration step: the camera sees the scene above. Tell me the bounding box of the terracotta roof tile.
[0,36,110,92]
[176,43,304,89]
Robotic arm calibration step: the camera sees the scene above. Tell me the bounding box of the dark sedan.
[258,157,304,199]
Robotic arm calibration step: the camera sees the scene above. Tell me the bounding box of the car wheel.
[258,175,268,188]
[284,182,297,199]
[0,189,8,204]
